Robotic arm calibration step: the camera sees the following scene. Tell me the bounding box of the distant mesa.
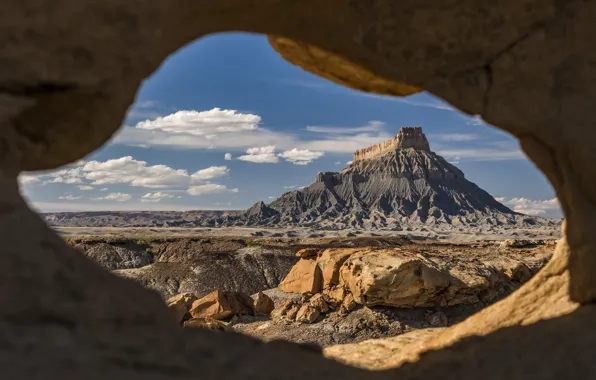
[353,126,430,162]
[42,127,559,230]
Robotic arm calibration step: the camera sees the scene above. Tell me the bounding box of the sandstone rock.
[270,299,295,320]
[286,303,300,321]
[339,249,451,307]
[166,292,198,323]
[322,286,345,308]
[254,292,275,315]
[339,293,358,315]
[317,249,354,288]
[296,303,321,324]
[296,248,321,258]
[278,258,322,294]
[308,293,330,314]
[184,317,233,332]
[189,290,254,320]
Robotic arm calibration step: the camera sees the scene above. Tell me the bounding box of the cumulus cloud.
[495,197,561,216]
[58,194,81,200]
[98,193,132,202]
[135,108,261,135]
[18,174,41,186]
[48,167,85,184]
[346,160,353,165]
[187,184,239,196]
[224,153,232,160]
[100,188,108,191]
[81,156,228,188]
[77,185,94,190]
[190,166,229,181]
[278,148,324,165]
[140,192,174,202]
[237,146,279,163]
[113,108,391,154]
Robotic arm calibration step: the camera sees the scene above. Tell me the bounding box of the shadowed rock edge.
[2,0,596,379]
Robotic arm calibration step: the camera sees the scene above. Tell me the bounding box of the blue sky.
[19,33,561,218]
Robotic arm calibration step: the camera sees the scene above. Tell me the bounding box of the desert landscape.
[48,128,563,361]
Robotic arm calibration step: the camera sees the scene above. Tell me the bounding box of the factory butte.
[236,126,544,229]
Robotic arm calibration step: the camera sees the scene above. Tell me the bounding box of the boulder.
[322,286,345,307]
[296,248,321,258]
[308,293,329,313]
[166,292,198,323]
[500,239,533,248]
[189,290,255,320]
[296,304,320,324]
[183,317,233,332]
[339,293,358,315]
[286,303,300,320]
[270,299,295,320]
[317,249,354,288]
[339,249,451,307]
[278,258,322,294]
[254,292,275,315]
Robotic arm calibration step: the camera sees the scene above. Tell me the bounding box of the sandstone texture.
[189,290,255,320]
[254,291,275,315]
[276,244,552,310]
[2,0,596,379]
[166,292,198,323]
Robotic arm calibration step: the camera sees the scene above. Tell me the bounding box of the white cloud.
[237,146,279,163]
[306,121,384,134]
[77,185,94,190]
[81,156,228,188]
[268,196,275,199]
[187,184,239,196]
[334,161,342,165]
[113,108,390,154]
[435,142,525,162]
[48,167,85,184]
[140,192,174,203]
[58,193,81,200]
[346,160,353,165]
[100,188,108,191]
[135,108,261,135]
[224,153,232,160]
[496,197,560,216]
[190,166,229,181]
[18,174,41,186]
[278,148,324,165]
[98,192,132,202]
[283,185,297,189]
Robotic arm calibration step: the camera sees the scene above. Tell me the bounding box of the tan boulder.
[339,249,451,307]
[183,317,233,332]
[295,248,321,258]
[308,293,329,313]
[317,248,355,288]
[189,290,255,320]
[278,258,322,294]
[339,293,358,314]
[322,286,345,307]
[295,303,320,324]
[286,303,300,321]
[253,292,275,315]
[166,292,198,323]
[270,299,295,320]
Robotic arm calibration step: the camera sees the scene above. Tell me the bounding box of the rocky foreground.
[69,235,557,348]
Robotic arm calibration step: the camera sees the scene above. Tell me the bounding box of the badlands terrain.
[51,127,562,364]
[64,232,558,352]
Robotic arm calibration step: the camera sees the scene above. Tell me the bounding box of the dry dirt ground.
[56,224,561,241]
